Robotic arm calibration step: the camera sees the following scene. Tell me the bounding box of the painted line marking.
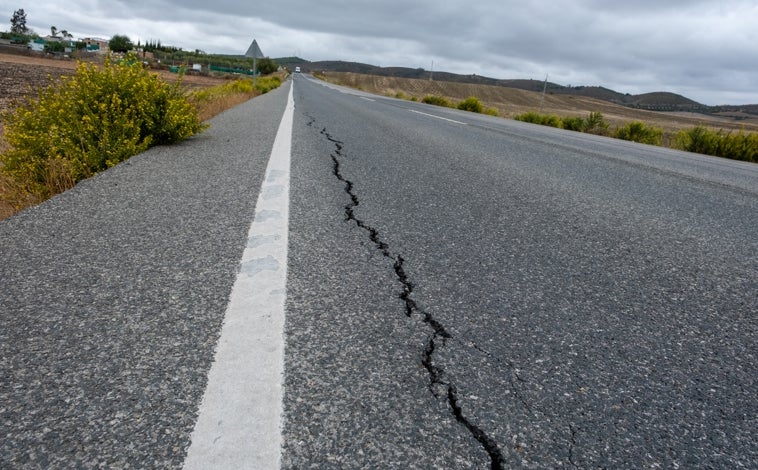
[183,80,294,470]
[408,109,468,125]
[360,96,376,102]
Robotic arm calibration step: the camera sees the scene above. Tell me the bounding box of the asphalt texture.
[0,83,291,468]
[282,76,757,468]
[1,74,756,469]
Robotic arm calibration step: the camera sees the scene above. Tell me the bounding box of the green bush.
[109,35,133,53]
[514,112,544,125]
[457,96,484,113]
[674,126,758,163]
[514,112,563,128]
[1,53,204,199]
[541,114,563,128]
[583,112,610,134]
[256,58,278,75]
[510,111,757,163]
[422,95,452,107]
[614,121,663,145]
[44,41,65,53]
[483,107,499,116]
[516,111,609,134]
[561,116,585,131]
[673,125,717,155]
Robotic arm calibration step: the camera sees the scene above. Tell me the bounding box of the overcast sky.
[7,0,758,105]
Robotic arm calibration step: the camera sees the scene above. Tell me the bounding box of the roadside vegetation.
[614,121,663,145]
[515,111,610,135]
[422,94,499,116]
[673,126,758,163]
[0,54,282,220]
[514,111,757,162]
[421,94,757,161]
[317,72,758,164]
[189,75,282,121]
[1,54,204,202]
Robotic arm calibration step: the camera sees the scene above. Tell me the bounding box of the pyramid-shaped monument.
[245,39,264,59]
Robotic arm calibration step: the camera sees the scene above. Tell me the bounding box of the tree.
[109,34,133,53]
[44,41,64,53]
[10,9,29,34]
[256,57,278,75]
[50,25,58,37]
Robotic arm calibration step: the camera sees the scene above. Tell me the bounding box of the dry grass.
[0,125,19,219]
[0,181,18,220]
[194,92,254,121]
[0,167,42,221]
[0,124,8,155]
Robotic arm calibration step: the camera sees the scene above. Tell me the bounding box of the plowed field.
[0,53,228,115]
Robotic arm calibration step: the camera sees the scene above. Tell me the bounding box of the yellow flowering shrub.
[1,54,205,199]
[254,76,282,94]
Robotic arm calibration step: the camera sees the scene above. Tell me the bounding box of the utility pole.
[430,60,434,82]
[539,73,549,112]
[245,39,264,86]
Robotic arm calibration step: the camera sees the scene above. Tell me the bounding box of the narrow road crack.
[318,124,506,469]
[568,423,579,468]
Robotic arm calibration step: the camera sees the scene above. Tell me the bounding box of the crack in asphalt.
[568,423,579,468]
[315,122,506,469]
[467,341,534,413]
[468,339,582,465]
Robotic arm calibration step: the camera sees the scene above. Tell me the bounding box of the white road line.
[408,109,468,125]
[183,81,294,470]
[360,96,376,102]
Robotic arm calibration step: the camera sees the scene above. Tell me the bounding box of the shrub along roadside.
[515,111,757,162]
[421,94,499,116]
[422,95,452,107]
[0,58,283,218]
[1,54,205,201]
[673,126,758,163]
[457,96,484,113]
[515,111,610,134]
[514,111,564,128]
[614,121,663,145]
[418,94,756,161]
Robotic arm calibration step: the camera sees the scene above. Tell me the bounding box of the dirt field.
[0,53,229,114]
[324,72,758,135]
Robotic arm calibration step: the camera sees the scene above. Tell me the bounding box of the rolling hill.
[308,71,758,136]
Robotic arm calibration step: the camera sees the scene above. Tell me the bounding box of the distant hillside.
[709,104,758,120]
[320,72,758,137]
[275,58,756,116]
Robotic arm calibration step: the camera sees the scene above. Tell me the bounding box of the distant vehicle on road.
[295,67,301,73]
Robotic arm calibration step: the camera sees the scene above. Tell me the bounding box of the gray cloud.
[13,0,758,104]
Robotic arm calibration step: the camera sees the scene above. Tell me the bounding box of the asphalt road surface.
[2,75,756,469]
